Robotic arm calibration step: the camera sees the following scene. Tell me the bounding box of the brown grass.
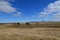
[0,22,60,40]
[0,28,60,40]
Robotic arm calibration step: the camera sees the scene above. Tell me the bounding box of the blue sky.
[0,0,60,23]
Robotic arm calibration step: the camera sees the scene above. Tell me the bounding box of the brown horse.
[26,23,30,25]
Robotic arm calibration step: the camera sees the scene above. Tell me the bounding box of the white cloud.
[0,1,17,13]
[38,0,60,21]
[13,12,22,17]
[0,0,22,17]
[13,12,21,16]
[0,0,15,2]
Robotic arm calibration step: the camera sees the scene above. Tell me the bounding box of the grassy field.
[0,22,60,40]
[0,28,60,40]
[0,22,60,28]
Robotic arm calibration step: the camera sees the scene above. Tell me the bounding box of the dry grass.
[0,28,60,40]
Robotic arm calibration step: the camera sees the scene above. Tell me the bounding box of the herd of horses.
[0,22,39,26]
[0,22,60,28]
[16,22,38,25]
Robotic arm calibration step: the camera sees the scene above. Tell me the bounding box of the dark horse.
[26,23,30,25]
[16,23,20,25]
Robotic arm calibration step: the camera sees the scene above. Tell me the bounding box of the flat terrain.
[0,28,60,40]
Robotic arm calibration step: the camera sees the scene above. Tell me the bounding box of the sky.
[0,0,60,23]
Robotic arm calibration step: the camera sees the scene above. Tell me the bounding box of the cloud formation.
[0,1,17,13]
[0,0,21,17]
[38,0,60,21]
[0,0,15,2]
[13,12,22,17]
